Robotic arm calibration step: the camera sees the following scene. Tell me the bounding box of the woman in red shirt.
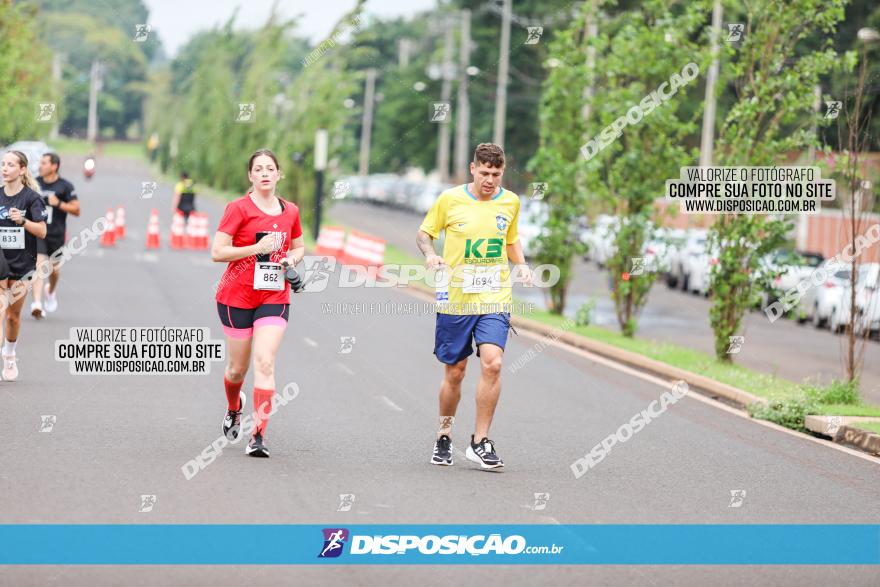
[212,149,305,458]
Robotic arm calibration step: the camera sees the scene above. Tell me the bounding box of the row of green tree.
[531,0,877,386]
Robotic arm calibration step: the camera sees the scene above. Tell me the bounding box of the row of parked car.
[335,175,452,215]
[334,174,558,258]
[584,215,880,339]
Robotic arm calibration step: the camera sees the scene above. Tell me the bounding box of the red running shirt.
[214,193,303,308]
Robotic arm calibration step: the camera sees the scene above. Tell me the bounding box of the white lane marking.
[338,363,355,375]
[515,327,880,466]
[378,395,403,412]
[303,337,318,347]
[134,252,159,263]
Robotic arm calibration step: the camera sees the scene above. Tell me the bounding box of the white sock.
[3,339,16,356]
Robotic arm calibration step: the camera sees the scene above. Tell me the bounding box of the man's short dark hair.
[43,152,60,169]
[473,143,505,168]
[181,171,189,179]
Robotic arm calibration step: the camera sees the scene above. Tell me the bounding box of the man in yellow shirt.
[417,143,532,470]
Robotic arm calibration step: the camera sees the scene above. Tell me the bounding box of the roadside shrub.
[748,398,814,432]
[804,379,861,406]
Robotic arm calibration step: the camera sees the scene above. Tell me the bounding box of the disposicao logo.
[318,528,349,558]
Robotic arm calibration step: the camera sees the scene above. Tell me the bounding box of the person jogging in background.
[172,171,197,221]
[0,151,48,381]
[416,142,532,470]
[31,152,80,319]
[212,149,305,458]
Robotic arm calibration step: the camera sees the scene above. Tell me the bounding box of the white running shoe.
[44,287,58,313]
[30,301,45,320]
[2,355,19,381]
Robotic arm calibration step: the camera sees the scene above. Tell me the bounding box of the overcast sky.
[144,0,437,57]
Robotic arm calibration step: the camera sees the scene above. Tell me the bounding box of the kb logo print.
[464,238,503,259]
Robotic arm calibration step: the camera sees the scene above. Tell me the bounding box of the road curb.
[804,415,880,456]
[399,279,768,409]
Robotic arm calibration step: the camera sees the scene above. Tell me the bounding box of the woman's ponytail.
[21,165,40,191]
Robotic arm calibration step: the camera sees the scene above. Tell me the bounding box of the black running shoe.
[466,435,504,469]
[246,430,270,458]
[431,434,453,466]
[222,390,246,440]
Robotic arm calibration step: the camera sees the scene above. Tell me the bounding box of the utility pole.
[453,9,472,182]
[436,21,455,182]
[493,0,511,147]
[313,129,328,240]
[87,59,103,144]
[699,0,722,167]
[358,69,377,176]
[808,84,822,161]
[50,53,63,140]
[398,38,412,68]
[581,0,598,123]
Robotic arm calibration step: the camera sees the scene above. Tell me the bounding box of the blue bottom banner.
[1,524,878,564]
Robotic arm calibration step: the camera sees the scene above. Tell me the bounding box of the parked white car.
[758,250,824,313]
[824,264,879,334]
[643,227,684,274]
[684,242,718,296]
[518,200,549,259]
[854,263,880,337]
[409,182,452,214]
[665,228,708,291]
[587,215,619,268]
[801,265,852,328]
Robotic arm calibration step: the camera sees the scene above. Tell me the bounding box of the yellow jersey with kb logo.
[420,184,520,315]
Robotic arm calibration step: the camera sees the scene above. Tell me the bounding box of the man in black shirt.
[32,153,80,318]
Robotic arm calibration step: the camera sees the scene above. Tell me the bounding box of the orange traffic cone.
[146,208,161,249]
[115,205,126,239]
[100,209,116,248]
[197,213,209,250]
[170,211,185,250]
[184,214,196,249]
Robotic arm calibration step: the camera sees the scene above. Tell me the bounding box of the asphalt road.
[329,199,880,404]
[2,156,879,586]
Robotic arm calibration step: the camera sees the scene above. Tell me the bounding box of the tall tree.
[709,0,847,360]
[0,0,55,144]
